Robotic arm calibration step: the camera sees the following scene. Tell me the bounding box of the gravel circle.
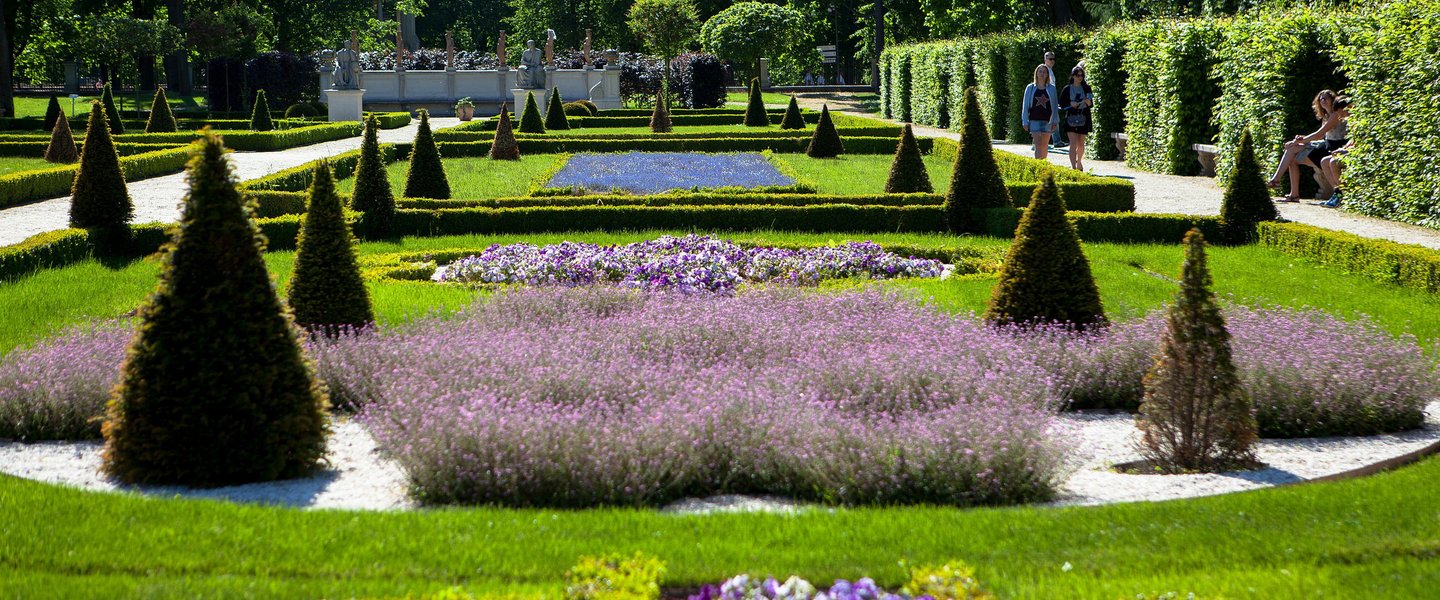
[3,404,1436,513]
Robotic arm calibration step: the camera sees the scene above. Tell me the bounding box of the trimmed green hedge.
[433,126,905,142]
[0,229,93,281]
[1122,20,1223,175]
[0,142,187,157]
[239,145,394,192]
[1003,30,1086,143]
[0,146,192,209]
[453,113,843,131]
[1257,221,1440,294]
[435,136,934,156]
[1083,24,1134,161]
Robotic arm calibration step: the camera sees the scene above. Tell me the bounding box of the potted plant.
[454,97,475,121]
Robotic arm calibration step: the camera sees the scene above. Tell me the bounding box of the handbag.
[1066,113,1087,128]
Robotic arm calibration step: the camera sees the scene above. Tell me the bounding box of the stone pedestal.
[63,62,80,94]
[324,89,366,122]
[512,88,549,116]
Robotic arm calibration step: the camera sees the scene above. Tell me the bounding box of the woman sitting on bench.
[1266,90,1348,202]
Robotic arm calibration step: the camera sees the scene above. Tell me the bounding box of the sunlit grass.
[334,155,561,199]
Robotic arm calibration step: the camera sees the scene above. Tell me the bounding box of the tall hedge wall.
[1002,30,1086,143]
[1122,20,1223,175]
[1083,24,1134,161]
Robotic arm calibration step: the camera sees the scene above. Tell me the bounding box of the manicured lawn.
[334,155,561,199]
[13,93,207,119]
[0,156,63,175]
[726,91,800,106]
[6,231,1440,356]
[776,154,954,194]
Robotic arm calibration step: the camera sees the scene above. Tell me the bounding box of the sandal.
[1276,195,1300,203]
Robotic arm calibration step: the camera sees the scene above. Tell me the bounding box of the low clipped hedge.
[240,145,394,191]
[1257,221,1440,294]
[0,146,192,209]
[432,126,905,142]
[0,142,187,157]
[0,229,93,281]
[452,113,850,131]
[435,136,932,156]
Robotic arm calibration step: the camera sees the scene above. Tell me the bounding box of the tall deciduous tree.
[628,0,699,77]
[700,2,810,82]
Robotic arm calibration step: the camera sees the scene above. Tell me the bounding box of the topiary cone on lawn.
[519,91,546,134]
[403,109,452,199]
[145,88,178,133]
[1219,128,1278,243]
[44,110,79,163]
[945,87,1010,234]
[743,78,769,127]
[350,114,396,238]
[545,86,570,130]
[250,89,274,132]
[489,104,521,160]
[44,95,63,132]
[288,159,375,332]
[805,105,844,158]
[1137,228,1258,473]
[69,101,133,254]
[102,129,329,487]
[649,87,672,133]
[100,83,124,135]
[884,124,932,193]
[985,173,1106,331]
[779,95,804,130]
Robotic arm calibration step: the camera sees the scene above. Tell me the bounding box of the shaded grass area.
[5,231,1440,356]
[3,453,1440,598]
[775,154,952,194]
[334,155,561,199]
[12,93,207,119]
[0,156,63,174]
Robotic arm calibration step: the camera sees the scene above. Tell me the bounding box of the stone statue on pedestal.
[518,39,544,88]
[583,29,593,68]
[498,31,508,69]
[333,35,360,89]
[544,29,556,66]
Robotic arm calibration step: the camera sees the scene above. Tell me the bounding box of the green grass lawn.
[13,93,207,119]
[335,155,561,199]
[0,156,63,175]
[726,91,796,106]
[776,154,953,194]
[5,229,1440,597]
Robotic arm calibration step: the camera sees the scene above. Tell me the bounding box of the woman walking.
[1060,65,1093,171]
[1022,64,1059,159]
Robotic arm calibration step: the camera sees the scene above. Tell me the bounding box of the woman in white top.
[1266,90,1346,202]
[1022,64,1059,159]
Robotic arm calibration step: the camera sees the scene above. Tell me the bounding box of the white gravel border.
[2,403,1436,512]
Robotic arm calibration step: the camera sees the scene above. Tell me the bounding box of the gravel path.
[4,403,1435,512]
[0,118,459,248]
[793,93,1440,250]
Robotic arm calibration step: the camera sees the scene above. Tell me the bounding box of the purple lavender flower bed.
[544,152,795,194]
[439,235,946,294]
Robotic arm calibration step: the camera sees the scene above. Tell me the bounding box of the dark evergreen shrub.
[1137,228,1258,473]
[68,102,133,252]
[1218,129,1277,243]
[674,52,726,109]
[100,83,124,135]
[779,95,804,129]
[545,87,570,130]
[350,115,396,237]
[205,57,246,112]
[985,174,1107,330]
[250,90,275,132]
[519,91,546,134]
[563,101,593,116]
[243,51,320,110]
[285,103,320,118]
[44,95,63,132]
[45,111,79,164]
[102,130,329,486]
[145,88,178,133]
[945,87,1010,233]
[884,124,932,194]
[489,104,522,160]
[579,100,599,115]
[742,78,769,126]
[649,88,672,133]
[805,105,844,158]
[288,160,375,331]
[403,109,451,199]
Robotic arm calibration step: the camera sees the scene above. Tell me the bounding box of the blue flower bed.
[544,152,796,194]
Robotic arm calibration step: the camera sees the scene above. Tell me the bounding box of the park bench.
[1192,143,1219,177]
[1110,132,1128,159]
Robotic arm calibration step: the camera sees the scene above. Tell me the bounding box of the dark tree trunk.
[870,0,883,89]
[164,0,191,93]
[135,2,157,90]
[0,0,11,117]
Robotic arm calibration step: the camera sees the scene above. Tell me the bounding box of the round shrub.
[563,101,594,117]
[285,103,320,118]
[673,51,726,109]
[102,131,329,486]
[578,100,599,115]
[243,51,320,111]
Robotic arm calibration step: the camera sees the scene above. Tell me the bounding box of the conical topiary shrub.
[350,114,396,238]
[102,130,329,486]
[288,160,375,332]
[519,91,546,134]
[489,104,521,160]
[44,110,78,163]
[805,105,844,158]
[100,83,124,135]
[649,87,672,133]
[69,101,133,253]
[884,124,932,194]
[145,88,178,133]
[779,95,804,130]
[742,78,769,127]
[944,87,1010,234]
[44,95,63,132]
[403,109,451,199]
[1219,128,1278,243]
[1136,228,1258,473]
[545,86,570,130]
[250,89,274,131]
[985,173,1107,331]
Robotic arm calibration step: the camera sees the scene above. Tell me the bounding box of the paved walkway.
[794,93,1440,250]
[0,119,458,247]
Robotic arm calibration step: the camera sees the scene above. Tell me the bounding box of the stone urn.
[455,97,475,121]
